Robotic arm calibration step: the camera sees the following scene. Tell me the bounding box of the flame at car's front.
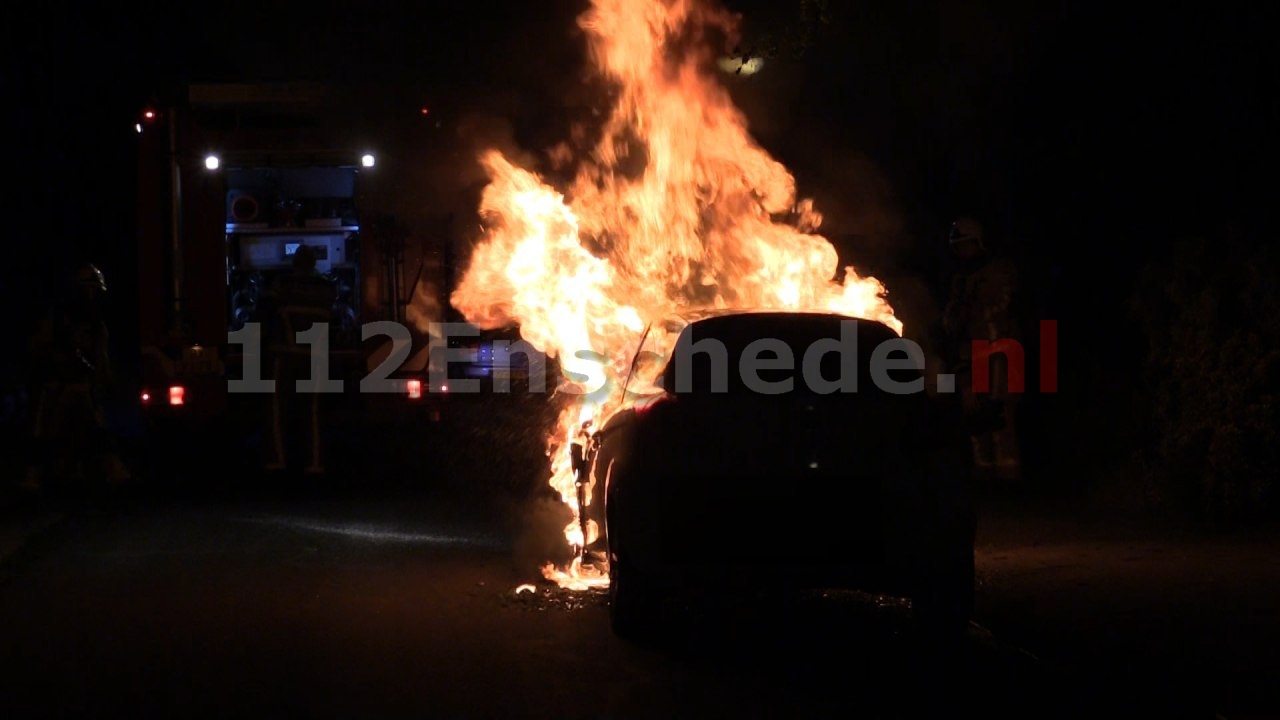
[450,0,902,589]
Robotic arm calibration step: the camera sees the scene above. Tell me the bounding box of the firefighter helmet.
[76,264,107,292]
[291,245,317,273]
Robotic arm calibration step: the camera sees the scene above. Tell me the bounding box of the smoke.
[378,100,553,349]
[716,33,941,350]
[746,100,941,356]
[470,391,580,578]
[453,112,542,191]
[413,102,544,223]
[805,151,907,255]
[728,74,937,349]
[508,492,577,579]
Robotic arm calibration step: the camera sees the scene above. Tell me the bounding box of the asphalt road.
[8,474,1260,719]
[0,484,1105,719]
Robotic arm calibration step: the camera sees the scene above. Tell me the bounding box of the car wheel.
[609,558,658,641]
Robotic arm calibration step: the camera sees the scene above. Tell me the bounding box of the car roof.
[662,307,897,334]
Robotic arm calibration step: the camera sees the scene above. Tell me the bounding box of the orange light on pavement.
[169,385,185,406]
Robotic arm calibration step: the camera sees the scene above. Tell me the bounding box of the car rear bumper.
[617,511,928,597]
[606,467,966,598]
[629,554,917,599]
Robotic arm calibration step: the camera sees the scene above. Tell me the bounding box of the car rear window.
[659,313,922,396]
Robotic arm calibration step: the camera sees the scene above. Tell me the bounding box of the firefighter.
[23,264,131,496]
[260,246,337,475]
[940,217,1022,480]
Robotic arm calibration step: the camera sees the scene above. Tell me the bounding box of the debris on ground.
[502,582,609,611]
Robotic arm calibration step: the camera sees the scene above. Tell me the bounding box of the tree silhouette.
[726,0,832,66]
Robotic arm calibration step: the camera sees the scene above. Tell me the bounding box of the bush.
[1129,232,1280,525]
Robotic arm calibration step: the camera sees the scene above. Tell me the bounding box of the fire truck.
[133,82,446,468]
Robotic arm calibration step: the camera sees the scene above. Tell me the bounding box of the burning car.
[580,309,976,639]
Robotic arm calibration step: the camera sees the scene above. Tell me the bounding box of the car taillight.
[141,390,151,404]
[169,385,185,406]
[406,379,422,399]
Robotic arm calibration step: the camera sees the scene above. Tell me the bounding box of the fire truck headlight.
[204,154,220,170]
[361,153,375,168]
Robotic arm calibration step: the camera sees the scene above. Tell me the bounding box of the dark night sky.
[5,0,1272,342]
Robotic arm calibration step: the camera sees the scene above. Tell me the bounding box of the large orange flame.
[451,0,901,589]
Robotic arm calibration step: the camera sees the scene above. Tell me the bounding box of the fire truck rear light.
[169,386,185,406]
[406,379,422,399]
